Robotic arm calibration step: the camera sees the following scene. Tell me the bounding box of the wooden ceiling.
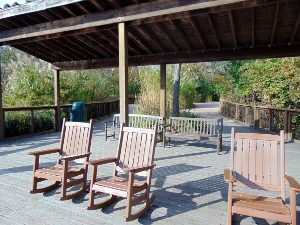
[0,0,300,70]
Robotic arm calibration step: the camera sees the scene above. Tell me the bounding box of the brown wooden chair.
[29,119,94,200]
[87,124,157,221]
[225,128,300,225]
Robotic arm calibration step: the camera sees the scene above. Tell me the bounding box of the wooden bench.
[105,114,164,141]
[163,117,223,154]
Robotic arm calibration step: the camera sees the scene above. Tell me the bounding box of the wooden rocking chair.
[29,119,94,200]
[225,128,300,225]
[87,124,157,221]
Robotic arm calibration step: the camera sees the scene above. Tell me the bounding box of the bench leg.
[217,135,222,154]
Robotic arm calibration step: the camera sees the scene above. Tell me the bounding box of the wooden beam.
[0,0,248,45]
[169,20,192,51]
[207,14,221,50]
[119,23,129,125]
[189,17,206,50]
[160,63,167,121]
[269,3,279,47]
[228,10,237,49]
[53,45,300,70]
[251,7,255,48]
[289,5,300,45]
[54,69,61,131]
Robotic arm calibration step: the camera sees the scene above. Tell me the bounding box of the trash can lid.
[72,102,85,109]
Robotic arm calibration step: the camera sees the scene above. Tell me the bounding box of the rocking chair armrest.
[124,163,156,173]
[224,169,236,183]
[87,157,117,166]
[285,175,300,192]
[28,148,60,156]
[58,153,91,161]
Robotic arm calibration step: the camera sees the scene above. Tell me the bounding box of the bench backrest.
[169,117,223,135]
[112,114,163,130]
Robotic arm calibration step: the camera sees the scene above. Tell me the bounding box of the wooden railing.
[1,99,119,140]
[220,100,300,140]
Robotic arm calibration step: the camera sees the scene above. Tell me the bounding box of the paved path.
[0,103,299,225]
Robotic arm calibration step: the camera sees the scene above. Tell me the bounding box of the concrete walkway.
[0,102,299,225]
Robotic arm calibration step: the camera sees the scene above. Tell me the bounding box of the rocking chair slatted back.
[115,125,157,177]
[60,119,93,158]
[231,129,285,199]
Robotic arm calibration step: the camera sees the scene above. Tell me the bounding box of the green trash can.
[70,102,87,122]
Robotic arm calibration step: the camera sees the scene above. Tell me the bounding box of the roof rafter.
[251,7,255,48]
[228,10,237,49]
[189,17,206,51]
[269,2,279,47]
[207,14,221,50]
[169,20,192,51]
[289,5,300,45]
[154,22,179,52]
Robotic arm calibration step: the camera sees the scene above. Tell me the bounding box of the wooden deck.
[0,110,299,225]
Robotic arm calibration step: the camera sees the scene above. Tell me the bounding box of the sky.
[1,0,26,8]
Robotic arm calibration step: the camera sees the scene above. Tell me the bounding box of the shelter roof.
[0,0,299,70]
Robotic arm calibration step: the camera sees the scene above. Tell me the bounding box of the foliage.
[218,58,300,109]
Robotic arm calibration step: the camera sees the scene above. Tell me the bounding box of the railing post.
[269,109,272,131]
[54,69,61,131]
[254,106,259,129]
[284,110,292,140]
[30,110,34,134]
[235,104,239,120]
[245,106,249,124]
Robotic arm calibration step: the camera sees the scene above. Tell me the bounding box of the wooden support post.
[54,69,61,131]
[0,55,4,141]
[160,63,167,124]
[119,23,129,125]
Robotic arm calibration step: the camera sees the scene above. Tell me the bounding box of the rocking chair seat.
[232,192,291,223]
[93,176,147,198]
[34,165,85,181]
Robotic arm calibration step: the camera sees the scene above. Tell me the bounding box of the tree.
[172,64,181,116]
